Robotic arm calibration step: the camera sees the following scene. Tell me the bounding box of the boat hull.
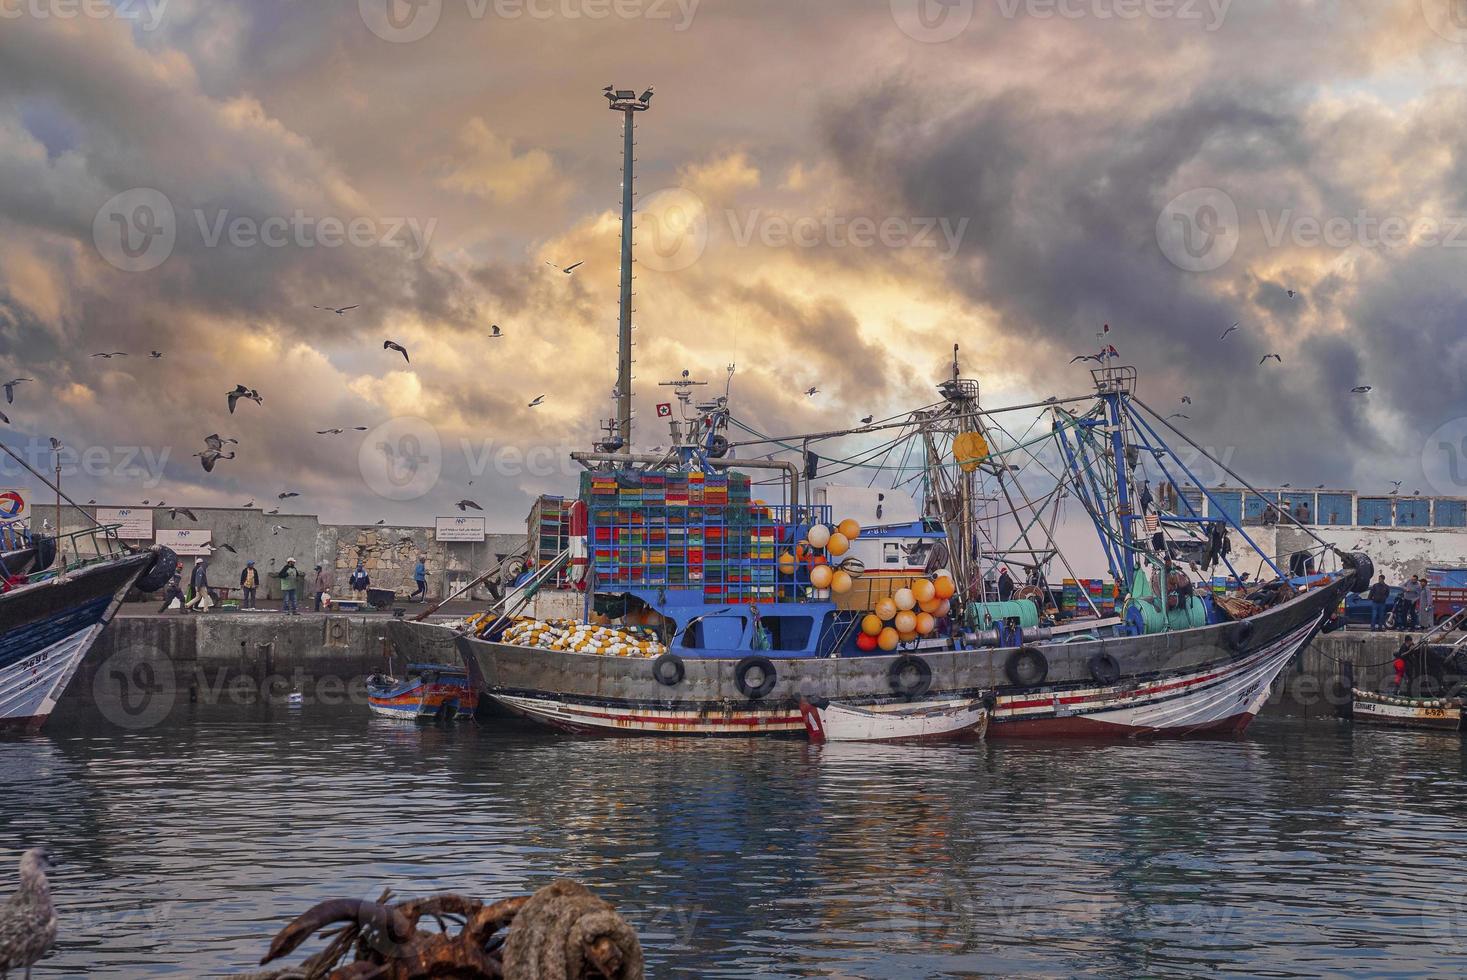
[396,571,1352,739]
[0,555,151,732]
[802,698,989,743]
[1351,691,1464,731]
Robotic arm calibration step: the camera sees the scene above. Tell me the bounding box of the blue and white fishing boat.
[1,518,173,732]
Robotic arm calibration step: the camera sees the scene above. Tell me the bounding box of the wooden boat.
[800,697,989,743]
[1350,689,1463,731]
[366,663,478,723]
[2,522,173,733]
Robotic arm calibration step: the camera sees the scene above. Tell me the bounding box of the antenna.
[607,84,653,455]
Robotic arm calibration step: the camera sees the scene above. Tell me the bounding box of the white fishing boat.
[799,697,989,743]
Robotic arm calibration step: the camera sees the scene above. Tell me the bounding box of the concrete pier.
[54,609,1458,727]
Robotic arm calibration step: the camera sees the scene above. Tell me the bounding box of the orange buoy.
[877,627,900,651]
[827,532,850,557]
[837,518,861,540]
[810,564,834,589]
[934,575,956,599]
[894,588,916,611]
[831,569,853,593]
[894,610,917,633]
[875,597,897,620]
[861,613,884,636]
[915,611,936,635]
[918,597,942,614]
[912,579,936,603]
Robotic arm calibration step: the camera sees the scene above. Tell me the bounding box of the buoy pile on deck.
[857,571,957,651]
[1352,689,1462,709]
[500,617,667,658]
[778,518,865,594]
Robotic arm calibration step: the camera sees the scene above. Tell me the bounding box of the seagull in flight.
[1389,481,1402,495]
[1181,396,1193,405]
[1166,413,1191,421]
[1071,353,1105,364]
[1220,322,1239,340]
[227,385,262,414]
[194,444,235,472]
[316,428,346,435]
[489,325,503,338]
[149,350,164,359]
[383,340,409,363]
[805,387,819,397]
[1287,289,1297,299]
[455,499,483,512]
[204,434,237,452]
[314,305,358,316]
[270,524,290,535]
[168,507,199,522]
[528,395,545,408]
[278,491,300,500]
[48,437,62,452]
[1260,354,1283,365]
[91,351,127,358]
[3,379,31,404]
[1351,385,1373,394]
[547,261,583,275]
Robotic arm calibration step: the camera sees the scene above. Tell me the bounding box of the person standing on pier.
[239,560,259,610]
[1367,574,1390,631]
[1399,576,1422,630]
[410,555,427,601]
[278,558,304,615]
[313,563,334,612]
[1419,577,1434,629]
[349,561,370,596]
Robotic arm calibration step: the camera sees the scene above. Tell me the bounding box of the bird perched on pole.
[0,847,58,980]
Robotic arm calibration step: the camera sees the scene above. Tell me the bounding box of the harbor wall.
[54,614,1442,727]
[30,504,524,599]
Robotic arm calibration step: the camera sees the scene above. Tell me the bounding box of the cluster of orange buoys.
[778,518,866,593]
[856,573,957,651]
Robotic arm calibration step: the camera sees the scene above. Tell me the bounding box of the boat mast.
[1095,364,1139,584]
[604,85,653,457]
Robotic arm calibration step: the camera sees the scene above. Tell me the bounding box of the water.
[3,704,1466,978]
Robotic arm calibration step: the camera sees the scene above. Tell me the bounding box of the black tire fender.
[1341,551,1375,594]
[652,652,686,688]
[1088,652,1121,686]
[1005,647,1048,687]
[887,655,934,700]
[734,655,778,700]
[1228,619,1256,653]
[134,545,178,594]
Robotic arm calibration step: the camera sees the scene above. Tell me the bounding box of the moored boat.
[1,520,174,732]
[366,663,479,723]
[800,697,989,743]
[1350,689,1463,732]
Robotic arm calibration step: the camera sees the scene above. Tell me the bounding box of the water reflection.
[1,704,1465,977]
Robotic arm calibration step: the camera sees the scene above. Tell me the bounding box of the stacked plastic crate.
[527,496,571,584]
[1060,578,1117,617]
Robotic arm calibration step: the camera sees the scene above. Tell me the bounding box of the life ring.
[887,655,933,699]
[734,656,778,700]
[1227,620,1256,653]
[1005,647,1048,687]
[1088,652,1121,686]
[652,653,686,688]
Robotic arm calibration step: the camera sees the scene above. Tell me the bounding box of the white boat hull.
[1351,691,1463,731]
[802,698,989,743]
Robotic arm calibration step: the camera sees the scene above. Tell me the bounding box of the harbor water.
[3,702,1466,977]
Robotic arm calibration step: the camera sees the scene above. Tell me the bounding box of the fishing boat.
[800,697,989,743]
[390,358,1368,739]
[1350,690,1463,731]
[388,90,1367,739]
[1348,611,1467,732]
[1,518,174,732]
[366,663,479,722]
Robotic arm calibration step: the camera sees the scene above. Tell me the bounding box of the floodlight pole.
[607,86,651,456]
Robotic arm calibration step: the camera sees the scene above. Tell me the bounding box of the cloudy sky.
[1,0,1466,532]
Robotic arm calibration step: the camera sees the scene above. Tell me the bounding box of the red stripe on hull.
[991,710,1256,739]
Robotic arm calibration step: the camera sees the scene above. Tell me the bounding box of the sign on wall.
[156,528,213,556]
[0,489,28,522]
[435,516,486,542]
[97,507,155,539]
